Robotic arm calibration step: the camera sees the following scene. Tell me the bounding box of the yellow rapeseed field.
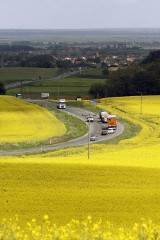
[15,95,159,169]
[0,95,160,237]
[0,95,66,144]
[1,215,160,240]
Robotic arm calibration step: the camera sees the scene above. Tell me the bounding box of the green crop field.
[7,76,105,99]
[3,67,106,99]
[0,67,66,84]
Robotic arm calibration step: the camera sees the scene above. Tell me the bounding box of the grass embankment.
[0,95,160,232]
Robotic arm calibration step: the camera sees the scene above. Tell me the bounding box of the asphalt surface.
[0,100,124,156]
[4,70,79,90]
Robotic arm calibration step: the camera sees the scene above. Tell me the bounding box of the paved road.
[4,71,79,90]
[0,100,124,156]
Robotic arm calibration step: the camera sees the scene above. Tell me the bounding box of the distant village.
[0,41,151,68]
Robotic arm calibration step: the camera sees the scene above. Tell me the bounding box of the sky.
[0,0,160,29]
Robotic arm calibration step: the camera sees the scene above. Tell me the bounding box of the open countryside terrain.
[7,77,105,99]
[0,96,66,149]
[0,67,66,84]
[0,95,160,237]
[0,96,88,150]
[5,67,106,99]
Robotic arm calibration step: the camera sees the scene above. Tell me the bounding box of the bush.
[0,83,6,95]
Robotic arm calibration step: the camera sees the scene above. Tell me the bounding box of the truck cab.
[57,99,66,109]
[16,93,22,99]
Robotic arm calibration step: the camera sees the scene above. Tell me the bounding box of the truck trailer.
[107,114,117,129]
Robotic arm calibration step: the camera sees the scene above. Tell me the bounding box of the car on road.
[90,134,98,141]
[87,116,94,122]
[107,128,114,134]
[57,99,66,109]
[16,93,22,99]
[57,103,66,109]
[101,130,108,135]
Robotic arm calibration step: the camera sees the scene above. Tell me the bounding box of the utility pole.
[82,113,97,160]
[57,86,59,100]
[29,84,31,99]
[140,92,142,114]
[105,88,107,104]
[88,119,90,159]
[20,81,23,94]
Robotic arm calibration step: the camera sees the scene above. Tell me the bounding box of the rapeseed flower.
[1,216,160,240]
[0,96,66,145]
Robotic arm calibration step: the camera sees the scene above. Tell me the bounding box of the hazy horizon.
[1,28,160,43]
[0,27,160,29]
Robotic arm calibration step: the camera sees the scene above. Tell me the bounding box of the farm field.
[0,96,87,150]
[0,95,160,235]
[7,76,105,99]
[0,67,66,84]
[0,95,66,149]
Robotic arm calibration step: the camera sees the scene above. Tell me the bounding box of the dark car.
[101,130,108,135]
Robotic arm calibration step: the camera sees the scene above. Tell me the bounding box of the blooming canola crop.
[0,96,66,144]
[21,95,159,169]
[0,95,160,232]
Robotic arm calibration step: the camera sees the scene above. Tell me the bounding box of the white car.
[107,128,114,134]
[57,103,66,109]
[87,116,94,122]
[90,135,98,141]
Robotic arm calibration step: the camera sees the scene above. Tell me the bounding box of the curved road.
[4,70,80,90]
[0,100,124,156]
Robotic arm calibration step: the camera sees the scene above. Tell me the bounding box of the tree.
[89,83,106,98]
[0,83,6,95]
[102,68,109,77]
[108,64,160,96]
[142,49,160,64]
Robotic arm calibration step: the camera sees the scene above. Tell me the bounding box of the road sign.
[90,99,96,104]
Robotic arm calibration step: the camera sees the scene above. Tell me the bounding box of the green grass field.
[7,76,105,98]
[0,67,66,84]
[2,67,106,99]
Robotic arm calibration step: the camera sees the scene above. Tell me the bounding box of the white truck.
[57,99,66,109]
[99,110,109,123]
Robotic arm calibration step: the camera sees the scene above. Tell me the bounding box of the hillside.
[0,96,66,149]
[0,96,159,231]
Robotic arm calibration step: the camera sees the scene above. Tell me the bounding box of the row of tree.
[89,50,160,98]
[0,83,6,95]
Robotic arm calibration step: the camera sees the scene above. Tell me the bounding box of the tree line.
[0,83,6,95]
[89,50,160,98]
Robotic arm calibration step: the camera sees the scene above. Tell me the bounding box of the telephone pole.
[140,92,142,114]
